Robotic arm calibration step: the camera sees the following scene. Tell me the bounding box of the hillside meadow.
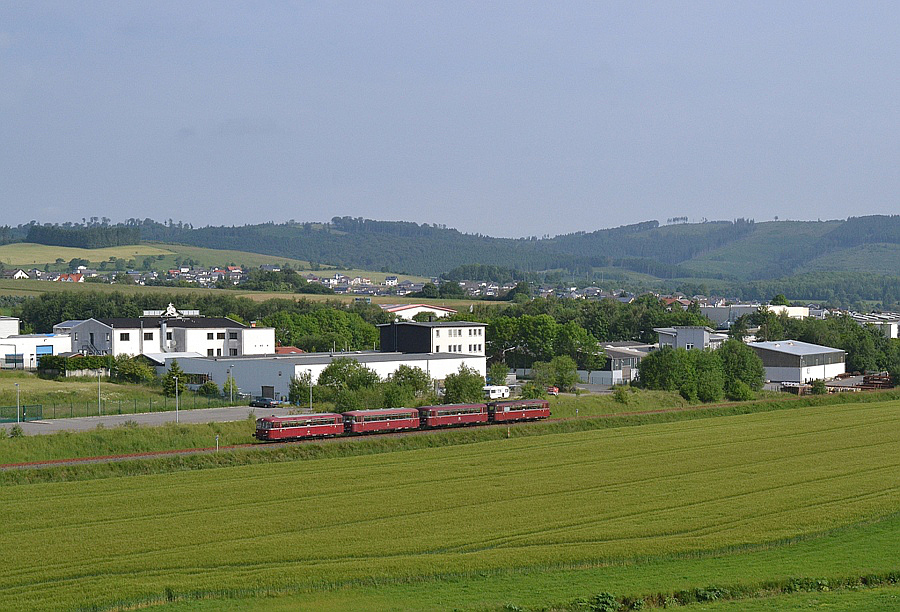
[2,398,900,610]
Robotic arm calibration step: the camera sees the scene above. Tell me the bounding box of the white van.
[483,385,511,400]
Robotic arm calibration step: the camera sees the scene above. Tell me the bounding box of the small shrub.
[198,380,220,397]
[613,386,630,404]
[725,379,753,401]
[589,592,622,612]
[8,424,24,438]
[810,379,828,395]
[695,586,728,602]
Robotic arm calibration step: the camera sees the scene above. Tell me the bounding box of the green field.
[681,220,841,279]
[0,242,172,267]
[0,278,491,310]
[3,398,900,610]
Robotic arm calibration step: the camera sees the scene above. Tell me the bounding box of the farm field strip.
[3,401,900,609]
[150,513,900,611]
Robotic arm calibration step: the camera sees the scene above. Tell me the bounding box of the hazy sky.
[2,2,898,237]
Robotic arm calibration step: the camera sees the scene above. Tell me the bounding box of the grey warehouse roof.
[190,351,477,366]
[748,340,845,356]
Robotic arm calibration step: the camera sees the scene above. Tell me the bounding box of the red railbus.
[255,413,344,441]
[488,399,551,423]
[342,408,421,434]
[418,403,489,428]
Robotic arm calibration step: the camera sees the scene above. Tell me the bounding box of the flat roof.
[377,321,484,328]
[89,316,249,329]
[748,340,845,356]
[170,351,482,366]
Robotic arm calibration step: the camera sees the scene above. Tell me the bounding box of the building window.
[216,349,222,356]
[229,332,237,340]
[229,348,238,356]
[143,332,153,341]
[74,333,78,341]
[207,349,214,356]
[166,332,172,340]
[685,343,694,350]
[119,332,130,341]
[435,345,440,352]
[217,332,225,339]
[207,333,214,340]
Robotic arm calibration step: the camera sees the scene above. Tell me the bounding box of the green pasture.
[0,242,171,267]
[0,370,237,422]
[549,388,690,417]
[3,399,900,610]
[0,419,255,465]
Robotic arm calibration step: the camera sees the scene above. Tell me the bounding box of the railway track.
[0,401,756,471]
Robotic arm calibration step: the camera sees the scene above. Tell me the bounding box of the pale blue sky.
[2,2,898,236]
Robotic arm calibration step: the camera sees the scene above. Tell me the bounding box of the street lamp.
[307,368,313,412]
[98,368,102,416]
[229,364,235,405]
[15,382,20,424]
[174,375,179,423]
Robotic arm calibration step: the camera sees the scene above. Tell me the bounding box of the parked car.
[249,396,280,408]
[546,386,559,396]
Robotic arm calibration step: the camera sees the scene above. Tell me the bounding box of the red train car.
[342,408,421,434]
[418,403,489,428]
[255,413,344,441]
[489,399,551,423]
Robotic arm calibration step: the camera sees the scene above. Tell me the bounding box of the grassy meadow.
[3,398,900,609]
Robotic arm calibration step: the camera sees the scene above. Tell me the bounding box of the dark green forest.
[25,224,140,248]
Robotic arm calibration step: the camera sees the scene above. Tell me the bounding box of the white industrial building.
[701,304,810,327]
[149,351,486,401]
[378,321,486,356]
[748,340,846,383]
[0,317,73,370]
[654,326,729,351]
[0,316,20,339]
[849,312,900,339]
[62,304,274,358]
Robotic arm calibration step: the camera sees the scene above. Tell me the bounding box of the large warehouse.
[748,340,846,383]
[148,351,486,401]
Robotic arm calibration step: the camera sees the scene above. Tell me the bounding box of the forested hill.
[11,215,898,281]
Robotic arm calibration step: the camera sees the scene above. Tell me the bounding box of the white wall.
[431,326,485,356]
[764,362,845,383]
[171,354,486,402]
[241,327,275,355]
[0,335,72,370]
[0,317,19,339]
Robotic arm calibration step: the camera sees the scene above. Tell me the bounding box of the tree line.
[26,224,140,248]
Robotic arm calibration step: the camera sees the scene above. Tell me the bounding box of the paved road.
[1,405,297,436]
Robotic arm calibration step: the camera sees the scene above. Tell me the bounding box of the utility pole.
[174,375,179,423]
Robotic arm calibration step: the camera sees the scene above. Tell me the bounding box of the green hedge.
[39,355,114,372]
